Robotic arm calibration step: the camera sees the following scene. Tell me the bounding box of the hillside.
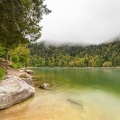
[28,39,120,67]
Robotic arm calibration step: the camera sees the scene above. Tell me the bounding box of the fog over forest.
[40,0,120,45]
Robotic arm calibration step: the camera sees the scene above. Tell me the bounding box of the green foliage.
[0,0,51,44]
[30,55,40,67]
[28,39,120,67]
[102,61,112,67]
[0,44,6,58]
[12,45,30,68]
[0,68,6,80]
[0,0,51,63]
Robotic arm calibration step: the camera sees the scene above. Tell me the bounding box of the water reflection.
[33,67,120,94]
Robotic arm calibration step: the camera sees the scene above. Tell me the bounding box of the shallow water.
[0,68,120,120]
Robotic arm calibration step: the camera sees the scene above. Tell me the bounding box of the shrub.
[102,61,112,67]
[0,68,6,80]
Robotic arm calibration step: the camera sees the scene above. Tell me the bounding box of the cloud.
[39,0,120,44]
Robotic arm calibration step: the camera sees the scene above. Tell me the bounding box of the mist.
[39,0,120,45]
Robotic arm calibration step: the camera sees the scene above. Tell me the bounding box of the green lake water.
[34,67,120,93]
[0,67,120,120]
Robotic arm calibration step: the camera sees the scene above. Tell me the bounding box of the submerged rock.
[39,83,50,89]
[0,75,35,110]
[67,98,83,107]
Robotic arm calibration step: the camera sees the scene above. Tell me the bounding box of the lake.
[0,67,120,120]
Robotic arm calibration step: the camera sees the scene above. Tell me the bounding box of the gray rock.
[25,69,34,74]
[39,83,50,89]
[0,75,35,110]
[22,78,34,87]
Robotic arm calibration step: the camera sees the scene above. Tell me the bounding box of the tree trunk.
[6,49,8,61]
[9,49,12,65]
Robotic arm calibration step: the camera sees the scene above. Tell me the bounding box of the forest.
[28,39,120,67]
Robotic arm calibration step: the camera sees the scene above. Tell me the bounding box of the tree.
[0,0,51,63]
[12,45,30,68]
[102,61,112,67]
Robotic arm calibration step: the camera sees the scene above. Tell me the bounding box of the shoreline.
[27,66,120,69]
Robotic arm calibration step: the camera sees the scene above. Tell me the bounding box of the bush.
[102,61,112,67]
[12,55,19,63]
[0,68,6,80]
[12,62,24,69]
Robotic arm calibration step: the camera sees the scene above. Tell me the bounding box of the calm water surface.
[0,67,120,120]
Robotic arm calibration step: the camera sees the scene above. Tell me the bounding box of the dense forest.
[28,39,120,67]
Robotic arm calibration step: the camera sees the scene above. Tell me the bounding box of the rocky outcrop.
[0,75,35,110]
[0,58,15,70]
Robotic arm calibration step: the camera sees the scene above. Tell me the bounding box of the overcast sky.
[39,0,120,44]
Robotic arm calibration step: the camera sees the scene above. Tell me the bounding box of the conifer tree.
[0,0,51,63]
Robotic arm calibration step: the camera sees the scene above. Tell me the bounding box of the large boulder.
[22,77,34,87]
[0,75,35,110]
